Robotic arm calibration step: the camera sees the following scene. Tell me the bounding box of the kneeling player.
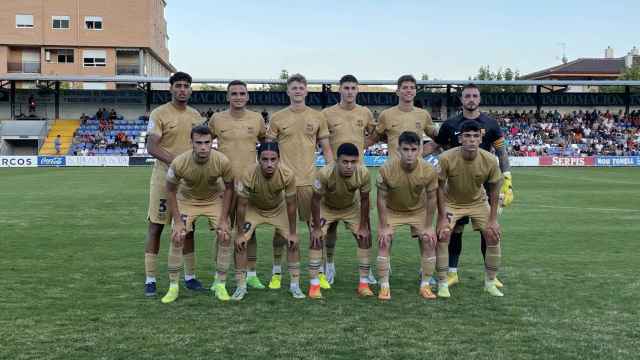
[161,125,234,303]
[436,120,504,297]
[376,131,442,300]
[308,143,373,299]
[234,142,302,300]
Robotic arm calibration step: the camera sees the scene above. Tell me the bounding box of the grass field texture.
[1,167,639,359]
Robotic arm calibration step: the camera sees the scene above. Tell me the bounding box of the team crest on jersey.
[305,123,315,133]
[357,119,363,127]
[415,121,422,130]
[243,222,252,233]
[247,126,255,134]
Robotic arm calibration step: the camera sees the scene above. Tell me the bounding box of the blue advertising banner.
[37,156,66,167]
[595,156,640,167]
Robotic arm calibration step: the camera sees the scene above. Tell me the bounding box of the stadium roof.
[522,56,640,80]
[3,73,640,86]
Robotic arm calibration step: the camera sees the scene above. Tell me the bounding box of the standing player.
[371,74,438,161]
[431,83,513,288]
[308,143,372,299]
[234,142,302,300]
[144,72,203,297]
[209,80,267,290]
[436,120,504,296]
[376,131,442,300]
[320,74,377,285]
[161,126,234,303]
[267,73,334,290]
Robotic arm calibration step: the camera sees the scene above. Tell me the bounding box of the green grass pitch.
[1,167,638,359]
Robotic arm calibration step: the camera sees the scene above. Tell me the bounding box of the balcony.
[116,64,141,75]
[8,61,41,73]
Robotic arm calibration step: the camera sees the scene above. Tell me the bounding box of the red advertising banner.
[538,156,595,167]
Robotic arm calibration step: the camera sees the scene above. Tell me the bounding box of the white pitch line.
[536,205,640,213]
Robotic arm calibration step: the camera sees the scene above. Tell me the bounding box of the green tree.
[471,65,527,93]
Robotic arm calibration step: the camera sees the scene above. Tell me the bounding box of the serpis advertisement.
[37,156,66,167]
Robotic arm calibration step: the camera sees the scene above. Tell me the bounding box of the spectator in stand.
[206,108,214,119]
[28,95,36,114]
[54,135,62,155]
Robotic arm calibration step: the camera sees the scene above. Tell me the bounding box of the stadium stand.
[70,114,149,156]
[39,120,81,155]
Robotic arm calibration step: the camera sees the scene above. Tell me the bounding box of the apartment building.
[0,0,175,89]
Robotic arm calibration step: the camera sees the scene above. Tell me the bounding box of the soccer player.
[144,72,204,297]
[320,74,377,285]
[308,143,372,299]
[371,74,438,161]
[209,80,267,290]
[436,119,504,297]
[376,131,441,300]
[267,73,334,290]
[431,83,513,288]
[161,125,234,303]
[234,142,302,300]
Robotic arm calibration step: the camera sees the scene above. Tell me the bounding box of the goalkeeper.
[424,83,513,289]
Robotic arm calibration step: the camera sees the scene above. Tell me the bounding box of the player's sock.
[448,232,462,268]
[235,268,247,288]
[145,253,158,280]
[272,265,282,275]
[308,249,322,283]
[480,233,488,260]
[183,252,196,279]
[420,252,436,287]
[272,233,286,269]
[247,233,258,273]
[288,262,301,287]
[357,247,370,279]
[484,244,501,281]
[377,256,390,286]
[436,241,449,286]
[167,242,183,284]
[215,243,232,284]
[326,245,335,265]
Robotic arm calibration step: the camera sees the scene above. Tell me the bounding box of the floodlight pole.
[536,85,542,114]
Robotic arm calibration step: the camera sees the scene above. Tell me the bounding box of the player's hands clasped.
[310,226,324,250]
[377,225,393,249]
[422,227,437,248]
[216,220,230,244]
[288,233,299,250]
[484,220,501,245]
[355,225,371,249]
[235,233,248,252]
[171,223,186,247]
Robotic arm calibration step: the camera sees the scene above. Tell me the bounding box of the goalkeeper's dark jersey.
[434,112,504,151]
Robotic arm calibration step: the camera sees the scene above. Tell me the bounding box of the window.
[52,16,70,29]
[84,16,103,30]
[16,14,34,28]
[83,50,106,67]
[46,49,74,64]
